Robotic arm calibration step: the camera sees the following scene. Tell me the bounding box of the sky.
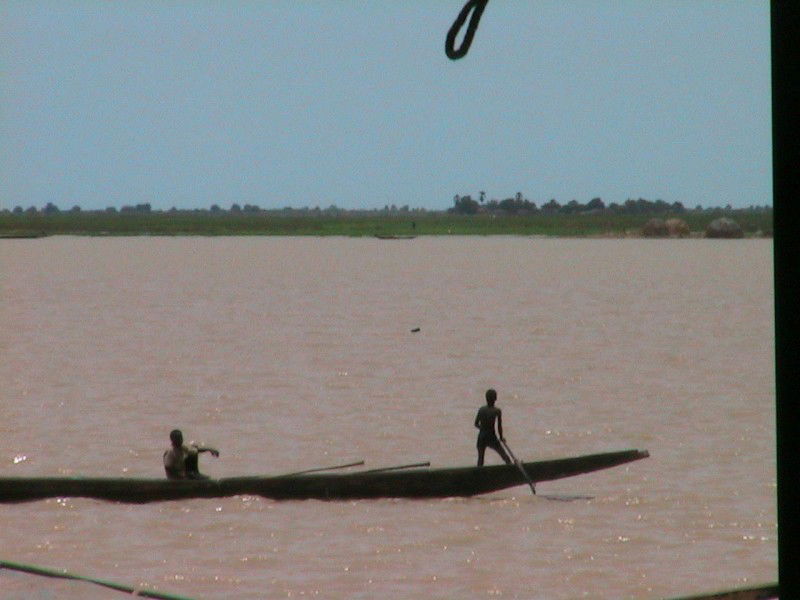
[0,1,772,211]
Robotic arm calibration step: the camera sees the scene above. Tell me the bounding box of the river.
[0,236,776,599]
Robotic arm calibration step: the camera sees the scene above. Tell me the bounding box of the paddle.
[501,439,536,495]
[281,460,365,477]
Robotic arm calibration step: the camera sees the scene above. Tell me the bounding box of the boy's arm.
[192,444,220,457]
[497,411,504,441]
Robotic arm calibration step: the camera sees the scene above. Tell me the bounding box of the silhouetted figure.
[163,429,219,480]
[474,389,512,466]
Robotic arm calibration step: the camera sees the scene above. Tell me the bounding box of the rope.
[445,0,489,60]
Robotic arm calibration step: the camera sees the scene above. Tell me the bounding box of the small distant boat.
[0,449,647,504]
[374,234,417,240]
[0,232,48,239]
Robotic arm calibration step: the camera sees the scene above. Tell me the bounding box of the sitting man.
[163,429,219,480]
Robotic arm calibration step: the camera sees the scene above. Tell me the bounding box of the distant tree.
[560,199,583,214]
[671,201,685,213]
[230,203,242,213]
[106,206,117,213]
[70,205,81,213]
[654,199,670,212]
[541,199,560,212]
[623,199,638,213]
[635,198,653,213]
[586,197,605,211]
[135,203,151,213]
[210,204,222,213]
[25,206,38,214]
[498,197,516,211]
[13,206,23,214]
[623,198,657,214]
[43,202,60,214]
[449,194,479,214]
[479,191,486,204]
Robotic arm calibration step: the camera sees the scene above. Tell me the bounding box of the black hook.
[445,0,489,60]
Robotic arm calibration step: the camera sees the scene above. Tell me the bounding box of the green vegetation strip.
[0,210,773,237]
[0,559,196,600]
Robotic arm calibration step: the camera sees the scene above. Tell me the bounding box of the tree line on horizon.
[2,196,772,216]
[449,192,771,215]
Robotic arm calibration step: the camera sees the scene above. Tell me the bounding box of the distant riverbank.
[0,210,772,238]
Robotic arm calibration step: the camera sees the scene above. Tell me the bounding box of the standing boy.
[474,389,512,466]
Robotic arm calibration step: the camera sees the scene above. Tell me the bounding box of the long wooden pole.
[0,559,195,600]
[501,440,536,495]
[362,462,431,473]
[280,460,365,477]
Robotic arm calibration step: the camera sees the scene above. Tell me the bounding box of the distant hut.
[665,218,690,238]
[705,217,744,239]
[641,218,668,238]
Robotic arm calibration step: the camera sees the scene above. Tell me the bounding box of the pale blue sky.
[1,1,771,211]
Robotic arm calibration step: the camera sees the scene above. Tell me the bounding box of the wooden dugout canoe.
[0,449,648,504]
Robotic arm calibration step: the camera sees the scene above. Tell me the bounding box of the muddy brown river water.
[0,236,775,599]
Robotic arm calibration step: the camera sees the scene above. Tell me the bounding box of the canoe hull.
[0,449,648,503]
